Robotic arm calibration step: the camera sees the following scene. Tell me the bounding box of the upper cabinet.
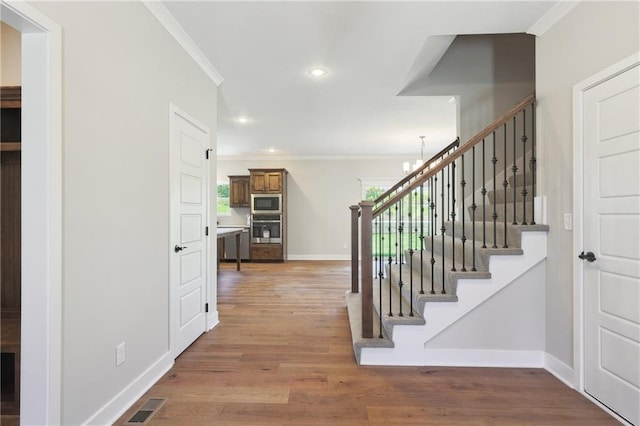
[249,169,286,194]
[229,175,250,208]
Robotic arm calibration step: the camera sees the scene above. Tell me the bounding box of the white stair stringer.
[359,230,547,366]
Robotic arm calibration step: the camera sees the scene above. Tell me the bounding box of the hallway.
[116,261,614,425]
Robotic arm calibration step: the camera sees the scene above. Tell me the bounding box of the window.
[217,182,230,215]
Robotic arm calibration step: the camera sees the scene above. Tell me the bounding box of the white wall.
[218,158,408,259]
[0,21,21,85]
[29,2,218,424]
[536,1,639,368]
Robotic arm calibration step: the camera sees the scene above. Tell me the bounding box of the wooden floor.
[116,261,615,425]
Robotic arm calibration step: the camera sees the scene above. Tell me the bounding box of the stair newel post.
[350,205,360,293]
[430,176,436,295]
[492,132,498,249]
[471,146,477,271]
[359,201,374,339]
[482,138,487,249]
[521,108,528,225]
[440,168,447,294]
[512,116,518,225]
[530,101,536,225]
[502,123,509,248]
[420,183,425,295]
[460,154,467,272]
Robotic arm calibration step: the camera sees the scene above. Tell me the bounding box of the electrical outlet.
[116,342,126,367]
[343,243,348,249]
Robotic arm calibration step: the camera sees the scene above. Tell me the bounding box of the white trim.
[287,255,351,261]
[361,348,545,368]
[0,1,63,424]
[83,353,173,426]
[572,51,640,394]
[142,1,223,86]
[544,353,575,389]
[527,1,580,37]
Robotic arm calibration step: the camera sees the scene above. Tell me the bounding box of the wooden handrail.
[374,137,460,205]
[373,93,535,218]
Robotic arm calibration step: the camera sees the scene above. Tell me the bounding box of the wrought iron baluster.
[408,191,414,317]
[398,198,404,317]
[471,146,477,271]
[512,116,518,225]
[377,216,383,338]
[482,138,487,249]
[430,176,436,295]
[461,154,467,272]
[492,133,498,249]
[503,123,508,248]
[420,184,425,295]
[440,168,446,294]
[451,161,457,272]
[531,102,536,225]
[521,108,528,225]
[387,208,392,317]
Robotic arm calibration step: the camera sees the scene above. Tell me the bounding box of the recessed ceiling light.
[235,116,249,124]
[308,67,328,78]
[268,148,276,153]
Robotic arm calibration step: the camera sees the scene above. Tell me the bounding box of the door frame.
[572,51,640,417]
[0,1,63,424]
[168,103,213,359]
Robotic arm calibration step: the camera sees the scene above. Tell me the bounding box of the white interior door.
[170,106,209,358]
[583,64,640,425]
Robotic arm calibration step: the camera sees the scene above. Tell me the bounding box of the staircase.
[347,93,549,366]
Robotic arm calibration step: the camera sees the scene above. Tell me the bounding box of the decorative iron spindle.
[395,204,399,264]
[512,116,518,225]
[387,208,392,317]
[430,176,436,295]
[398,199,404,317]
[471,146,477,271]
[420,184,425,295]
[531,102,536,225]
[440,168,446,294]
[408,191,414,317]
[460,154,467,272]
[503,123,508,249]
[492,133,498,249]
[377,216,383,338]
[521,108,528,225]
[450,161,457,272]
[482,139,487,249]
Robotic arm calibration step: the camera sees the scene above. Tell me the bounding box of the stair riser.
[443,221,523,249]
[470,204,535,225]
[412,239,491,272]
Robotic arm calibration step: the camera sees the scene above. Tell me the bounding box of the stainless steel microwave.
[251,194,282,214]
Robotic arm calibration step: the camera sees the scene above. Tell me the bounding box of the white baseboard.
[287,254,350,261]
[83,351,173,426]
[424,349,545,367]
[544,352,575,389]
[207,310,219,331]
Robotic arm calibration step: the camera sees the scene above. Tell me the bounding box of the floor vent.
[124,398,167,425]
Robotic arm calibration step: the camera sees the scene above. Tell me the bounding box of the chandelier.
[403,136,426,174]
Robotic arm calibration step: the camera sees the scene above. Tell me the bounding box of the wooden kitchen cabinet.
[229,175,250,208]
[249,170,284,193]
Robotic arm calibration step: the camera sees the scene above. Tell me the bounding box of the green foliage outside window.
[217,183,230,215]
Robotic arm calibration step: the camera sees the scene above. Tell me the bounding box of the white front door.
[170,105,210,357]
[583,63,640,425]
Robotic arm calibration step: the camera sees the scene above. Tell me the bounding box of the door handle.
[174,245,188,253]
[578,251,596,262]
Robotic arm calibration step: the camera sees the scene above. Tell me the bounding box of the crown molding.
[527,1,581,37]
[142,1,223,86]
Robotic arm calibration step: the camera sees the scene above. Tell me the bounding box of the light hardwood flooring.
[115,260,615,425]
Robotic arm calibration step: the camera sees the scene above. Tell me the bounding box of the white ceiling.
[163,1,557,158]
